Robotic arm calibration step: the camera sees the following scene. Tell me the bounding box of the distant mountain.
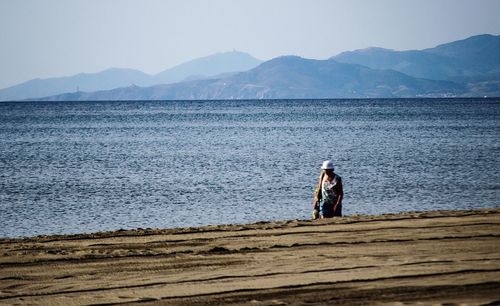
[8,34,500,101]
[153,51,262,84]
[0,51,262,101]
[424,34,500,70]
[0,68,152,102]
[333,47,460,81]
[333,34,500,95]
[36,56,465,101]
[334,34,500,80]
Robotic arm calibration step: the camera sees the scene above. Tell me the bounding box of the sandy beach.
[1,208,499,305]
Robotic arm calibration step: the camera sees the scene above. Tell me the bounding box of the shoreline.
[1,208,499,305]
[2,208,497,242]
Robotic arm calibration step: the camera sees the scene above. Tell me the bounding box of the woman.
[313,160,343,218]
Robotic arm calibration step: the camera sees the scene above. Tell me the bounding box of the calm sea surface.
[0,99,499,237]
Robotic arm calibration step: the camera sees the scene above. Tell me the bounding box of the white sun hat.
[321,160,335,170]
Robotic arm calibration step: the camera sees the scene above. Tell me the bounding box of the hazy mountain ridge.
[333,48,459,80]
[0,68,153,102]
[37,56,465,101]
[10,34,500,101]
[0,51,262,101]
[333,34,500,94]
[425,34,500,68]
[154,51,262,84]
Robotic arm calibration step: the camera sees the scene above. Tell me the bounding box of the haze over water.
[0,98,498,237]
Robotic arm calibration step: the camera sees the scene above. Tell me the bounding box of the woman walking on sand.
[313,160,343,219]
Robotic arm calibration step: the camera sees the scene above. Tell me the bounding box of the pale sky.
[0,0,499,89]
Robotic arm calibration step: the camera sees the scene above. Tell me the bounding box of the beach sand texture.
[0,208,499,305]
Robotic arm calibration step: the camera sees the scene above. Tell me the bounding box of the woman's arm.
[333,177,343,211]
[313,171,324,208]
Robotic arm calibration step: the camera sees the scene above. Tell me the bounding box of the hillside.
[333,34,500,96]
[37,56,465,101]
[154,51,262,84]
[0,51,262,101]
[9,34,500,101]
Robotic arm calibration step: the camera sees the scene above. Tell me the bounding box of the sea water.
[0,99,498,237]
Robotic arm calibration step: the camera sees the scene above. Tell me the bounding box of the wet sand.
[1,208,499,305]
